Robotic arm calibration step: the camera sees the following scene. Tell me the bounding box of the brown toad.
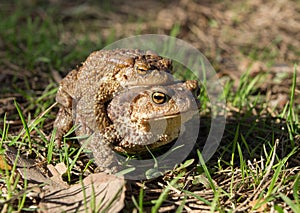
[85,80,200,173]
[54,49,174,143]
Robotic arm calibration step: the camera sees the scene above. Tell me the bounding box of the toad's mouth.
[141,109,199,123]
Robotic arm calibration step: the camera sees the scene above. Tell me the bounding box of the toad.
[85,80,200,172]
[54,49,174,143]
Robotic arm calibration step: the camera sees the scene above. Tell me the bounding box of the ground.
[0,0,299,212]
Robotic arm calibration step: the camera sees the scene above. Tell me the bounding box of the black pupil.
[153,93,166,103]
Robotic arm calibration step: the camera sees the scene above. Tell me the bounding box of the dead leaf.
[0,154,12,170]
[39,173,125,213]
[46,163,69,191]
[54,162,68,175]
[3,144,125,212]
[3,144,50,185]
[249,199,268,212]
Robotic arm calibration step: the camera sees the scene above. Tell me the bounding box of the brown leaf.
[3,145,125,212]
[3,144,50,185]
[39,173,125,213]
[0,154,12,170]
[249,199,268,212]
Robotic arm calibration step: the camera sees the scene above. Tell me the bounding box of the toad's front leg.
[54,69,78,145]
[53,107,73,146]
[94,80,121,131]
[84,126,121,173]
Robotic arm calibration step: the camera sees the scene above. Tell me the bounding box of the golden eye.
[152,92,169,104]
[135,63,149,75]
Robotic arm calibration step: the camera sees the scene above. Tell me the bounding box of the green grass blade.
[183,190,212,206]
[293,174,300,203]
[14,100,32,152]
[175,196,187,213]
[197,150,216,193]
[132,186,144,213]
[280,193,300,213]
[138,184,144,213]
[151,173,183,213]
[288,64,297,122]
[47,128,56,163]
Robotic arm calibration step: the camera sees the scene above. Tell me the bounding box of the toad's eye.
[152,92,169,104]
[135,64,149,75]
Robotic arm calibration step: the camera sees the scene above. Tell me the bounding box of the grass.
[0,1,299,212]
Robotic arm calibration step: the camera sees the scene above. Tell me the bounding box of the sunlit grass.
[0,1,299,212]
